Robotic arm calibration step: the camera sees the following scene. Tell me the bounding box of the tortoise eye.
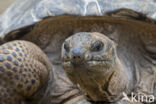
[64,41,70,52]
[90,40,104,52]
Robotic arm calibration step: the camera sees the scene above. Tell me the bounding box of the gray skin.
[62,32,128,102]
[1,9,156,104]
[61,31,156,103]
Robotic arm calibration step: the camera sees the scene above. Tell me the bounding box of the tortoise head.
[61,32,125,102]
[62,32,116,72]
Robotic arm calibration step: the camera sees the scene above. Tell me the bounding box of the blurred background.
[0,0,15,14]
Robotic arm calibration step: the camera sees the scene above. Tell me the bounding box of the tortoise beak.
[70,47,86,64]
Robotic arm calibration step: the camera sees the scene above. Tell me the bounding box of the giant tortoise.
[0,0,155,104]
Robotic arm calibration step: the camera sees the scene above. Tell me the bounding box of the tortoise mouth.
[62,60,112,68]
[86,60,112,67]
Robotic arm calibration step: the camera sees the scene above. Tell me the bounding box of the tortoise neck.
[87,56,132,102]
[103,56,132,101]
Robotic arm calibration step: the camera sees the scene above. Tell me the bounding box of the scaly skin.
[62,32,130,102]
[2,9,156,104]
[0,40,51,104]
[61,32,150,104]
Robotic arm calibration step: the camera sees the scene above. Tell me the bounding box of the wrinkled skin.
[62,32,156,103]
[62,32,128,102]
[0,9,156,104]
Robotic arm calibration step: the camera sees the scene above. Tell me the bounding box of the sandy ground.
[0,0,15,14]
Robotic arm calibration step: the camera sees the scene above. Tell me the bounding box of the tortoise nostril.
[71,48,84,62]
[73,56,76,59]
[73,55,81,59]
[72,55,83,63]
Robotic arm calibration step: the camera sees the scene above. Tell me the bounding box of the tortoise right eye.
[64,41,70,52]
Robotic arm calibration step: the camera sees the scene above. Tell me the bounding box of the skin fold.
[62,32,156,103]
[1,9,156,104]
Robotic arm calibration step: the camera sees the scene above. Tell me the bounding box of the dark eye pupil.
[91,41,104,52]
[64,42,70,52]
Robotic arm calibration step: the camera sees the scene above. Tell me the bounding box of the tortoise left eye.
[64,41,70,52]
[90,40,104,52]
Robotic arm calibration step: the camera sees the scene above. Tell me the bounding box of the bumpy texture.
[62,32,156,104]
[62,32,125,102]
[0,40,51,104]
[1,9,156,104]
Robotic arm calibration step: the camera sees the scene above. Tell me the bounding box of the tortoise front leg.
[0,40,51,104]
